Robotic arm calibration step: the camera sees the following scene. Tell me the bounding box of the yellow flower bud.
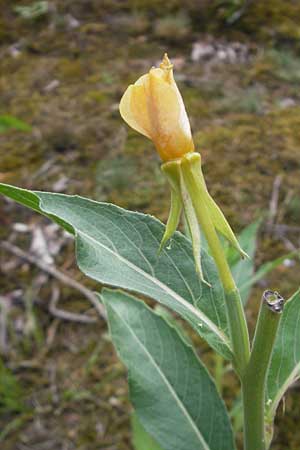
[119,54,194,161]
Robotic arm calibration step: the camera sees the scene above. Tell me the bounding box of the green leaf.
[229,221,259,304]
[132,413,164,450]
[14,1,49,20]
[229,220,299,305]
[240,251,299,296]
[102,289,236,450]
[0,360,25,413]
[266,290,300,423]
[154,305,193,347]
[0,115,31,133]
[0,183,232,359]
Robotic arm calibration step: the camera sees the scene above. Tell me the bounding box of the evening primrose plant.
[0,55,299,450]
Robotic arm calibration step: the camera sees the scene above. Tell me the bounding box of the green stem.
[225,289,250,377]
[242,290,284,450]
[181,158,250,377]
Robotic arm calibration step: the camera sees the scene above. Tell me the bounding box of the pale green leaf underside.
[266,289,300,420]
[0,183,232,359]
[103,289,236,450]
[132,413,164,450]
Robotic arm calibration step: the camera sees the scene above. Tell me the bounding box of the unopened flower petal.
[119,54,194,161]
[119,84,151,139]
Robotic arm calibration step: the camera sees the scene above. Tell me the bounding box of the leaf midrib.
[77,229,231,352]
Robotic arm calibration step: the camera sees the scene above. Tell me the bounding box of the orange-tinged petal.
[130,86,152,139]
[148,67,194,160]
[119,54,194,161]
[119,84,151,139]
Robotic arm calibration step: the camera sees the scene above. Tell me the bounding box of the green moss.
[215,87,265,115]
[126,0,186,13]
[153,11,192,42]
[182,86,213,118]
[1,1,300,448]
[0,139,43,172]
[287,195,300,222]
[58,58,86,80]
[194,107,300,226]
[249,49,300,85]
[237,0,300,43]
[83,90,110,105]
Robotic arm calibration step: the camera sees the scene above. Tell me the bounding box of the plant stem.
[181,158,250,376]
[242,290,284,450]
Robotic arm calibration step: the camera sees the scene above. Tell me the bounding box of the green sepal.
[161,152,247,285]
[159,160,182,253]
[182,153,249,260]
[204,193,249,260]
[161,158,210,285]
[179,170,210,286]
[158,188,182,253]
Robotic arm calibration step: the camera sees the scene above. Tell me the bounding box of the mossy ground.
[0,1,300,449]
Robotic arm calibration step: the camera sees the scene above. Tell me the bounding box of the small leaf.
[103,289,236,450]
[266,290,300,423]
[0,360,26,413]
[230,221,260,304]
[240,251,299,295]
[14,1,49,20]
[0,115,31,133]
[229,220,298,305]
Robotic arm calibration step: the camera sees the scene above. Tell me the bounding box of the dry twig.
[1,241,106,320]
[49,286,97,324]
[0,295,9,354]
[267,174,282,230]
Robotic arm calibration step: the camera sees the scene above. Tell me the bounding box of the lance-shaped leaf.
[0,183,232,359]
[0,115,31,133]
[239,251,299,303]
[266,289,300,423]
[102,289,236,450]
[228,220,297,305]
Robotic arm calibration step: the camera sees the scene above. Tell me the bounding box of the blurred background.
[0,1,300,449]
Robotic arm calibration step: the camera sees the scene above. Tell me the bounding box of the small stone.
[278,98,296,109]
[283,258,296,267]
[191,42,215,62]
[44,79,60,93]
